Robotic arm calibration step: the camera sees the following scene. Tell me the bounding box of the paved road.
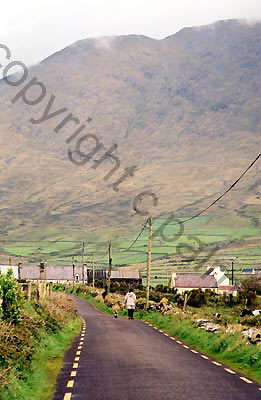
[53,296,261,400]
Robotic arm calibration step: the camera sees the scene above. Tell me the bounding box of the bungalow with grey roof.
[19,263,85,282]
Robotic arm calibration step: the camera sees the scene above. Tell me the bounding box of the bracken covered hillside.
[0,19,260,241]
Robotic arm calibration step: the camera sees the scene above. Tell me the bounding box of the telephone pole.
[146,216,152,310]
[92,256,95,290]
[72,256,75,288]
[81,241,85,282]
[108,242,112,293]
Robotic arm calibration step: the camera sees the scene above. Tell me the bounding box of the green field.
[1,212,260,286]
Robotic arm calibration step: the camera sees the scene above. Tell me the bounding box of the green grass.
[0,317,81,400]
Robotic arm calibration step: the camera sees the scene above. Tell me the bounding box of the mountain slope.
[0,19,260,246]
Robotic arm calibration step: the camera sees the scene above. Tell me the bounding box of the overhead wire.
[165,152,261,226]
[119,152,261,255]
[122,218,149,253]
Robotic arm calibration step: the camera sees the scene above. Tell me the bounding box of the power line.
[119,152,260,255]
[165,152,261,227]
[122,218,149,252]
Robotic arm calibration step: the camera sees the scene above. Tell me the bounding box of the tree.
[239,276,261,306]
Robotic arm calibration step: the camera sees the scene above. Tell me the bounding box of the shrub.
[0,270,23,324]
[187,289,206,308]
[239,277,261,306]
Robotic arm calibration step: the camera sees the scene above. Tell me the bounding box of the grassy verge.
[0,316,81,400]
[72,291,261,383]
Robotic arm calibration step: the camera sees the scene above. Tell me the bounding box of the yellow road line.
[164,333,169,337]
[212,361,222,366]
[201,355,209,360]
[224,368,236,374]
[76,351,81,356]
[170,337,176,340]
[75,357,80,361]
[70,371,77,377]
[64,393,72,400]
[176,341,182,344]
[240,377,253,384]
[73,363,78,368]
[183,345,189,349]
[78,346,82,350]
[191,350,198,354]
[67,380,74,388]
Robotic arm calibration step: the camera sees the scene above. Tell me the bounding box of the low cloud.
[238,18,261,26]
[93,36,116,50]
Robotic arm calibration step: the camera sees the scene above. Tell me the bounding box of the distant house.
[87,269,107,283]
[171,266,230,293]
[19,263,85,282]
[0,265,19,279]
[241,268,256,275]
[218,285,237,296]
[205,266,229,286]
[171,272,218,293]
[110,270,142,286]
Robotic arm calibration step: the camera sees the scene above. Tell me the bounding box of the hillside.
[0,19,260,263]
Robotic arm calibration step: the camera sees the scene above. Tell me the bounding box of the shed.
[110,270,142,285]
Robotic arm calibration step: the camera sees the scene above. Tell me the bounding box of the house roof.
[205,267,214,275]
[218,285,236,290]
[174,273,217,288]
[110,270,140,279]
[241,268,255,273]
[20,265,83,280]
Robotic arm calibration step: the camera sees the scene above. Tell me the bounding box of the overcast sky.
[1,0,261,67]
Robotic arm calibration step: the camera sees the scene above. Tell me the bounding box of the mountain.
[0,19,260,250]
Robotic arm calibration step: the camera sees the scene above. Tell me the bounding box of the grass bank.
[0,291,82,400]
[0,317,81,400]
[73,291,261,384]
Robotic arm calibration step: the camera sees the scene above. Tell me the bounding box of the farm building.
[110,270,142,285]
[86,269,107,283]
[218,285,237,296]
[171,267,231,294]
[241,268,256,275]
[171,272,218,292]
[18,263,85,282]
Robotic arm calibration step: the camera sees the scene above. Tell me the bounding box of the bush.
[0,270,23,324]
[187,289,206,308]
[239,277,261,306]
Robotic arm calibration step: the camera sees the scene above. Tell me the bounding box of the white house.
[0,265,19,279]
[206,266,229,286]
[171,266,230,293]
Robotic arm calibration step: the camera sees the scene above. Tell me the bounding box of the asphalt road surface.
[53,296,261,400]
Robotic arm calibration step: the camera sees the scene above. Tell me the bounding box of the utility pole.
[231,260,234,285]
[108,242,112,293]
[81,241,85,283]
[72,256,75,288]
[92,256,95,290]
[146,216,152,310]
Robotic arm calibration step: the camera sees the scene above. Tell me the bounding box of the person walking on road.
[124,288,136,320]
